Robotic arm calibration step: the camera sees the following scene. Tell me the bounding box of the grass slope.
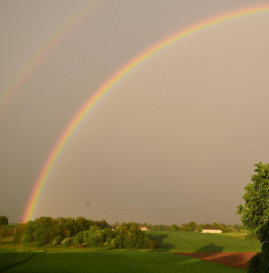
[0,251,246,273]
[0,250,34,272]
[147,231,261,252]
[0,231,260,273]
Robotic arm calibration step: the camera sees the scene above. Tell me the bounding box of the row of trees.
[139,222,243,232]
[12,217,157,249]
[13,217,110,245]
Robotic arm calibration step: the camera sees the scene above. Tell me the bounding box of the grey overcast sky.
[1,0,269,224]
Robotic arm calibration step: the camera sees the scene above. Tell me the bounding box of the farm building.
[140,226,148,231]
[202,229,222,234]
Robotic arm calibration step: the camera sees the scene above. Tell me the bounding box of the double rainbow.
[23,4,269,222]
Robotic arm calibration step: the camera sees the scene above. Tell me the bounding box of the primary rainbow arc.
[23,4,269,222]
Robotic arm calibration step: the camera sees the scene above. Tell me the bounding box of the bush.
[0,216,8,226]
[196,226,203,232]
[12,224,25,244]
[61,237,72,247]
[108,238,118,249]
[73,231,84,246]
[52,235,63,246]
[248,252,263,273]
[248,221,269,272]
[150,240,160,249]
[83,226,104,247]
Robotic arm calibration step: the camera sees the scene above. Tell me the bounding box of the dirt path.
[173,252,257,269]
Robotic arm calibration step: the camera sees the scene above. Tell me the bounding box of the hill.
[147,231,261,252]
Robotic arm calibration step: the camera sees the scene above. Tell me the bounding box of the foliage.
[83,226,104,247]
[181,221,197,231]
[95,219,109,229]
[170,224,180,231]
[248,252,263,273]
[52,235,63,246]
[73,231,84,246]
[237,162,269,238]
[0,225,14,239]
[247,221,269,273]
[12,224,26,244]
[149,224,171,231]
[21,221,34,243]
[61,237,72,247]
[0,216,8,226]
[11,217,155,249]
[138,222,242,233]
[114,223,148,249]
[196,226,203,232]
[32,217,57,246]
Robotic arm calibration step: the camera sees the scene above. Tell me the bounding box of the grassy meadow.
[0,250,247,273]
[147,231,261,252]
[0,231,261,273]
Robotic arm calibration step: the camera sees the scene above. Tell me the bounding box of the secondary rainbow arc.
[23,4,269,222]
[0,0,100,115]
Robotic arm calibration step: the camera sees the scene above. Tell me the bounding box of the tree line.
[138,222,243,232]
[11,217,158,249]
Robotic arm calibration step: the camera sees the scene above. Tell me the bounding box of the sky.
[1,0,269,225]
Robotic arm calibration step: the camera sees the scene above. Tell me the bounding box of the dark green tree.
[114,222,149,249]
[0,216,8,226]
[21,221,34,243]
[171,224,180,231]
[237,162,269,238]
[84,226,104,247]
[248,221,269,273]
[32,217,56,246]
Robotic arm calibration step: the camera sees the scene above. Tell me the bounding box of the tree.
[248,221,269,273]
[171,224,180,231]
[181,221,197,232]
[237,162,269,238]
[0,216,8,226]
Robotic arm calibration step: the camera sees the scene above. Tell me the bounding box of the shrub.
[108,238,118,249]
[0,216,8,226]
[150,240,160,249]
[196,226,203,232]
[248,252,263,273]
[73,231,84,246]
[52,235,63,246]
[248,221,269,273]
[61,237,72,247]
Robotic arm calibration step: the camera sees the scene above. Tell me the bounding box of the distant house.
[140,226,148,231]
[202,229,222,234]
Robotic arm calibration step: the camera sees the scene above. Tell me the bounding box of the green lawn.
[0,250,34,272]
[220,232,248,238]
[147,231,261,252]
[0,250,246,273]
[0,231,261,273]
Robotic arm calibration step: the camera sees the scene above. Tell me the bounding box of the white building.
[202,229,222,234]
[140,226,148,231]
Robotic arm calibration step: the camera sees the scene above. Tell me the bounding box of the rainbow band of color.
[0,0,100,115]
[23,4,269,222]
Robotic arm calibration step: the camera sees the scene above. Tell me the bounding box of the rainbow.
[23,4,269,222]
[0,0,100,115]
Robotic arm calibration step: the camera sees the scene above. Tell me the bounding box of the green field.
[147,231,261,252]
[220,232,247,237]
[0,250,246,273]
[0,231,261,273]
